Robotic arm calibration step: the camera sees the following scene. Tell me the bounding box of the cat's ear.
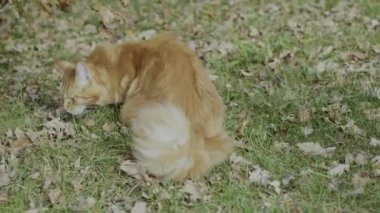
[75,62,91,86]
[55,60,75,74]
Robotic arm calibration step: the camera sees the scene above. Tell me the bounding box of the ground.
[0,0,379,212]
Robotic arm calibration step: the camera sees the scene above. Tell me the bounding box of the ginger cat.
[55,34,234,180]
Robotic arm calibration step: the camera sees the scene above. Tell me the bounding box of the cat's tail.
[131,102,233,180]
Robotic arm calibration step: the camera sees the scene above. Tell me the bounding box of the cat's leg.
[120,95,149,124]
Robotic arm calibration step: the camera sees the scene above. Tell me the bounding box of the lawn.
[0,0,379,212]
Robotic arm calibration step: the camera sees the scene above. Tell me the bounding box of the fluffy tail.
[131,102,233,180]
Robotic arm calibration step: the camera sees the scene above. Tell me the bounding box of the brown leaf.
[43,174,62,190]
[119,160,151,182]
[131,201,147,213]
[102,122,116,134]
[297,142,336,157]
[58,0,70,11]
[182,180,211,202]
[74,158,81,170]
[48,188,65,204]
[327,163,349,176]
[138,29,157,40]
[301,126,314,137]
[70,197,96,211]
[236,120,249,137]
[44,118,76,140]
[240,69,254,77]
[298,106,311,123]
[0,165,12,188]
[354,153,367,165]
[84,118,96,127]
[345,153,355,165]
[273,141,290,151]
[5,129,13,138]
[341,51,368,63]
[370,138,380,146]
[371,156,380,177]
[0,192,8,204]
[14,127,24,139]
[340,120,366,137]
[119,0,130,7]
[229,152,249,166]
[93,6,119,30]
[269,180,281,194]
[249,165,271,186]
[8,138,32,155]
[71,178,82,195]
[352,172,372,189]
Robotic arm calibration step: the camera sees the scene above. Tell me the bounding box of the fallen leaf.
[240,69,254,77]
[341,51,368,63]
[327,164,350,176]
[0,165,10,187]
[70,196,96,211]
[71,178,83,195]
[74,158,81,170]
[363,108,380,121]
[218,41,235,56]
[119,160,150,182]
[43,174,62,190]
[138,29,156,40]
[14,127,25,139]
[340,120,366,137]
[269,180,281,194]
[236,119,249,137]
[298,107,311,123]
[48,188,65,204]
[352,172,371,189]
[0,192,8,203]
[347,187,365,196]
[93,6,119,30]
[328,179,340,191]
[282,174,295,186]
[5,129,13,138]
[345,153,355,165]
[301,126,314,137]
[102,122,116,134]
[131,201,147,213]
[84,118,96,127]
[372,155,380,164]
[373,45,380,54]
[119,0,129,7]
[182,180,210,202]
[83,24,97,34]
[25,129,40,143]
[44,118,75,140]
[273,141,290,151]
[58,0,71,11]
[229,152,249,166]
[297,142,336,157]
[371,155,380,177]
[8,137,32,155]
[29,172,40,180]
[249,165,271,186]
[354,153,367,165]
[370,138,380,146]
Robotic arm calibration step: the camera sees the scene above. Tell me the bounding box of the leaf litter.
[0,0,379,211]
[297,142,336,157]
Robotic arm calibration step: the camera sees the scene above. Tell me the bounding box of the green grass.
[0,0,379,212]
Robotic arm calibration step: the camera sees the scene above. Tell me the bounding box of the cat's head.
[55,60,114,115]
